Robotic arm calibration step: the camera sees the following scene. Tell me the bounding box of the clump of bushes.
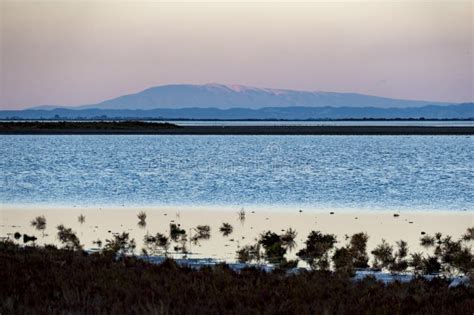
[332,232,370,275]
[56,225,81,250]
[297,231,337,270]
[236,227,473,278]
[414,231,473,276]
[12,219,474,282]
[370,239,410,273]
[237,244,261,264]
[31,216,46,235]
[462,227,473,241]
[169,224,187,253]
[169,223,186,241]
[103,232,136,257]
[390,240,409,272]
[143,233,170,256]
[371,239,395,270]
[236,228,297,268]
[259,231,288,264]
[191,225,211,243]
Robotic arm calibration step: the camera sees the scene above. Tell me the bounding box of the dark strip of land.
[0,121,473,135]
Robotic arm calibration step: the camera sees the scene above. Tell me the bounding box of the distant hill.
[3,103,473,120]
[31,83,451,111]
[6,83,471,119]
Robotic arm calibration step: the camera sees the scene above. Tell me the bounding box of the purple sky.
[1,1,472,109]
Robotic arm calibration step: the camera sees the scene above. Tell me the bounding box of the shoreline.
[2,206,472,262]
[1,123,474,135]
[2,203,472,214]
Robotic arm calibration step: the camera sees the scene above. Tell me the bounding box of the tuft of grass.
[280,228,297,251]
[78,214,86,224]
[420,235,435,247]
[238,208,246,223]
[31,215,46,234]
[137,211,147,228]
[219,222,233,237]
[92,239,103,248]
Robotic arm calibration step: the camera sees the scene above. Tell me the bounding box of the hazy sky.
[1,1,472,109]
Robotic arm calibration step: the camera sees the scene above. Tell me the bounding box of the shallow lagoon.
[1,135,472,210]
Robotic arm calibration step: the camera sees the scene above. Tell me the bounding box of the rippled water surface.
[1,135,472,211]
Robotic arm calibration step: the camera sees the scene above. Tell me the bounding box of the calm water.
[1,135,472,211]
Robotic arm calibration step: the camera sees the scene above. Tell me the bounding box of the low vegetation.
[78,214,86,224]
[219,222,233,236]
[169,223,187,253]
[235,227,473,280]
[137,211,147,228]
[143,233,170,256]
[4,217,474,312]
[297,231,337,270]
[0,121,179,131]
[169,223,186,241]
[56,224,82,251]
[0,239,472,313]
[238,208,246,222]
[103,232,136,257]
[191,225,211,244]
[30,215,46,235]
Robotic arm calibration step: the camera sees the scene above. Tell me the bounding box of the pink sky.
[1,1,472,109]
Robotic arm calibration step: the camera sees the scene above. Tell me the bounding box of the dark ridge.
[0,121,179,134]
[1,103,473,120]
[0,122,473,135]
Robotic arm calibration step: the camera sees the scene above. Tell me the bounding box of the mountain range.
[2,84,472,120]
